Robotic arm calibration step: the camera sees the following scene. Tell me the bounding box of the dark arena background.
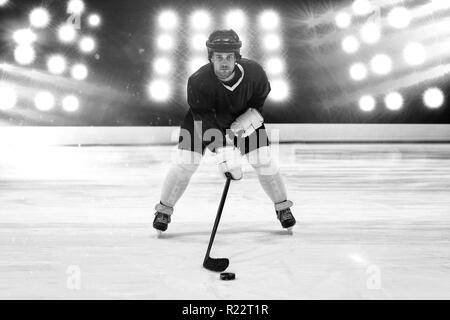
[0,0,449,302]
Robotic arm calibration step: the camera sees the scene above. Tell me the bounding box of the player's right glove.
[215,146,243,180]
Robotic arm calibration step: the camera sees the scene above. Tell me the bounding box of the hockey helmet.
[206,29,242,60]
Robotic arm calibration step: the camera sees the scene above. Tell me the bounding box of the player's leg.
[239,126,296,229]
[154,114,206,232]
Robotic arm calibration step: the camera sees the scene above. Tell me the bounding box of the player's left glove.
[230,108,264,138]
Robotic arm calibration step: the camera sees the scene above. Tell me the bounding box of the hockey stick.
[203,173,232,272]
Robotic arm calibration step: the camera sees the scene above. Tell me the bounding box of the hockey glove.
[230,108,264,138]
[215,146,243,180]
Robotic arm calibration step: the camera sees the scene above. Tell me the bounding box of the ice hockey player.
[153,29,296,234]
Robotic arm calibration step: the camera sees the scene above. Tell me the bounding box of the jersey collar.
[220,63,244,92]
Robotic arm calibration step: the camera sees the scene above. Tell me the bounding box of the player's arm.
[230,65,270,137]
[187,77,226,151]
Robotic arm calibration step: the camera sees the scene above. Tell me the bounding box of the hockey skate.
[275,200,296,233]
[153,202,173,237]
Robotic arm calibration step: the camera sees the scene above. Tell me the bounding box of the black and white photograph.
[0,0,449,309]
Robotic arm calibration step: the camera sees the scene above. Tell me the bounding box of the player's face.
[211,52,236,80]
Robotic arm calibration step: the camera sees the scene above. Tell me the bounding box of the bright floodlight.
[335,12,351,29]
[58,24,77,43]
[370,54,392,75]
[360,22,381,44]
[67,0,85,14]
[158,10,178,30]
[62,95,80,112]
[265,57,285,75]
[14,45,35,65]
[403,42,427,66]
[270,79,289,101]
[430,0,450,10]
[0,0,8,7]
[388,7,411,29]
[79,36,96,53]
[225,9,246,29]
[352,0,373,16]
[0,86,17,110]
[342,35,360,54]
[259,10,280,30]
[157,34,174,50]
[190,10,211,30]
[29,8,50,28]
[13,29,37,45]
[423,87,444,109]
[359,95,376,112]
[385,92,403,110]
[71,64,88,80]
[47,55,67,75]
[148,80,171,102]
[191,34,207,51]
[349,63,368,81]
[153,57,172,75]
[34,91,55,111]
[189,57,206,73]
[88,14,101,27]
[263,34,281,51]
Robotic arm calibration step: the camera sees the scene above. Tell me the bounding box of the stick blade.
[203,257,229,272]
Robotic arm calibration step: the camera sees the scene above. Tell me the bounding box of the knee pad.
[172,149,203,173]
[246,146,279,176]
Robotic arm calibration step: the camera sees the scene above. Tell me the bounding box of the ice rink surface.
[0,143,449,299]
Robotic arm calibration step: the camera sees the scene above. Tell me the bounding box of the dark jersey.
[187,58,271,133]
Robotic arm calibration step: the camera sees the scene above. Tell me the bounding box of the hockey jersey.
[187,58,271,133]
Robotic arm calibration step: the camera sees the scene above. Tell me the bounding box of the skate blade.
[155,230,163,238]
[286,227,294,235]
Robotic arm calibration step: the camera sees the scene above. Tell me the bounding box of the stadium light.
[189,57,206,73]
[62,95,80,112]
[29,8,51,29]
[349,63,368,81]
[148,80,171,101]
[385,92,403,110]
[262,34,281,51]
[259,10,280,30]
[225,9,246,29]
[191,34,207,51]
[58,24,77,43]
[13,29,37,45]
[67,0,85,15]
[370,54,392,75]
[47,55,67,75]
[35,91,55,111]
[335,12,351,29]
[265,57,285,75]
[0,86,17,110]
[71,64,88,80]
[157,34,174,50]
[0,0,9,7]
[158,10,178,30]
[403,42,426,66]
[360,22,381,44]
[88,14,101,27]
[423,87,444,109]
[79,36,96,53]
[269,79,289,101]
[190,10,211,30]
[342,35,360,54]
[352,0,373,16]
[387,7,411,29]
[359,95,376,112]
[14,45,35,65]
[153,57,172,75]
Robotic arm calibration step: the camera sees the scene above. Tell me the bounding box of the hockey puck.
[220,272,235,280]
